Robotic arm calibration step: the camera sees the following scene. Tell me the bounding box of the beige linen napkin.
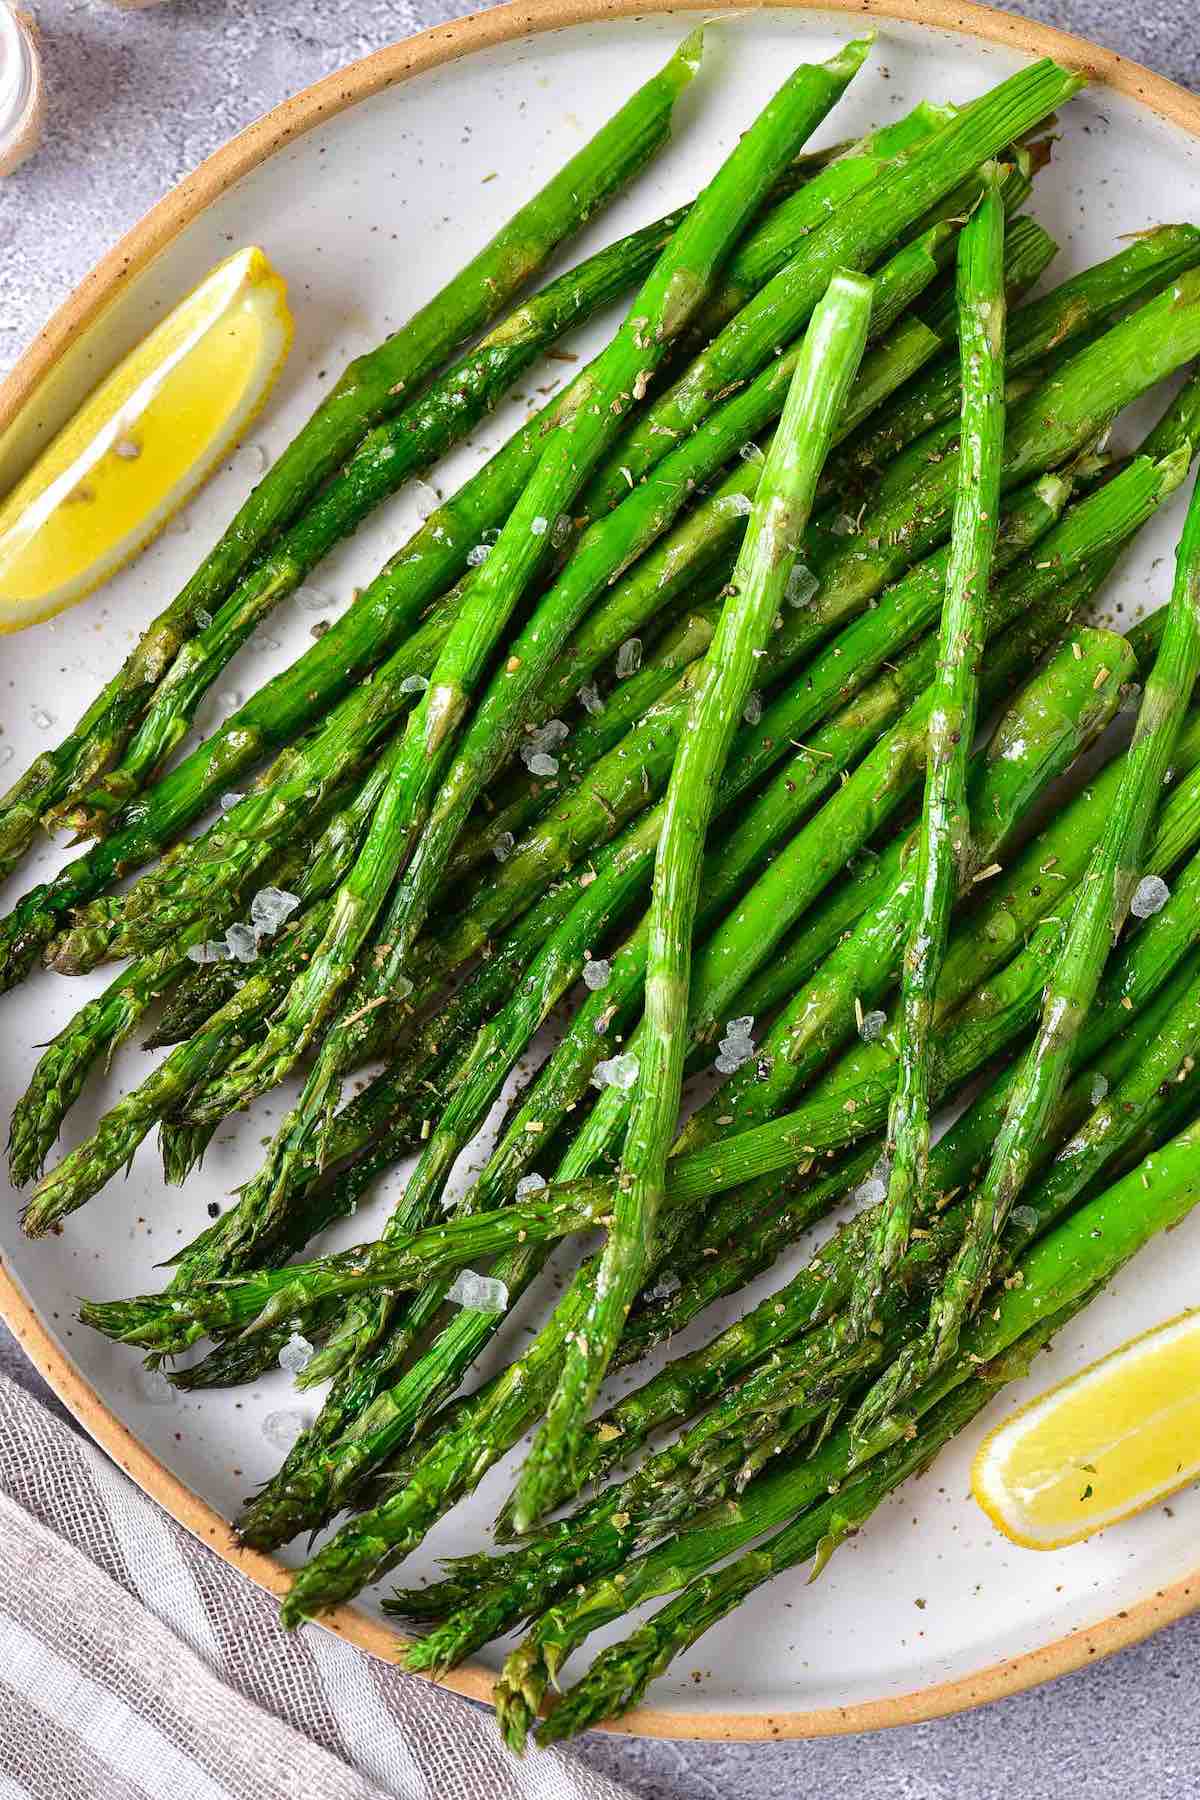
[0,1374,634,1800]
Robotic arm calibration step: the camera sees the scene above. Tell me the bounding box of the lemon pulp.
[971,1308,1200,1549]
[0,246,292,631]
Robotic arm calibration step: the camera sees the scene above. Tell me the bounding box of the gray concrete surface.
[2,2,1199,1795]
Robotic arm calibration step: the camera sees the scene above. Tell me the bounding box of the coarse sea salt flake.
[616,638,642,678]
[515,1173,547,1200]
[447,1270,509,1313]
[593,1052,639,1091]
[859,1009,887,1043]
[225,922,259,963]
[583,958,611,991]
[186,939,229,964]
[1130,875,1169,918]
[137,1367,176,1406]
[250,887,300,933]
[786,564,818,609]
[279,1332,314,1375]
[262,1409,310,1451]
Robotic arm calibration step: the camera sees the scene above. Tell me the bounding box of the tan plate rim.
[2,0,1200,1741]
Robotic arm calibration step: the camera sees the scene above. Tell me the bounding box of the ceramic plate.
[2,0,1200,1740]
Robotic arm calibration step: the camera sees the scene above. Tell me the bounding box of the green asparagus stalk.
[491,944,1200,1548]
[835,222,1200,484]
[384,960,1191,1663]
[534,1095,1200,1741]
[73,199,726,830]
[341,280,1200,1025]
[508,271,874,1534]
[185,242,940,1125]
[59,247,943,981]
[0,582,456,994]
[527,1294,1094,1745]
[203,518,1129,1593]
[854,462,1200,1440]
[22,904,337,1237]
[0,92,1065,991]
[351,222,954,916]
[55,620,455,969]
[187,49,871,1121]
[11,735,411,1186]
[0,38,702,869]
[30,821,593,1248]
[2,99,935,911]
[241,818,1200,1556]
[571,596,1137,1178]
[280,296,949,1390]
[80,103,908,835]
[576,60,1081,522]
[235,899,1188,1365]
[855,167,1007,1330]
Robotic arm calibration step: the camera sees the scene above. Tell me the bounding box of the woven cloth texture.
[0,1374,633,1800]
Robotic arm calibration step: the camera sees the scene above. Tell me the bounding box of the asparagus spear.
[855,167,1008,1330]
[50,647,436,973]
[528,1296,1093,1744]
[3,102,934,906]
[315,281,1200,1027]
[22,905,338,1239]
[184,52,871,1122]
[835,222,1200,484]
[0,105,1056,989]
[82,95,919,834]
[133,605,1127,1590]
[7,836,312,1188]
[243,808,1200,1556]
[140,626,1115,1350]
[0,38,702,870]
[24,817,592,1239]
[59,248,945,977]
[854,464,1200,1441]
[577,59,1080,519]
[0,587,455,994]
[384,962,1191,1665]
[572,581,1139,1180]
[507,272,874,1533]
[533,1099,1200,1741]
[70,203,698,831]
[10,732,411,1186]
[178,576,1173,1375]
[0,200,1122,1015]
[275,307,964,1392]
[298,221,953,968]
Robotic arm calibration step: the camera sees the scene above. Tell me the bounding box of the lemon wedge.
[972,1308,1200,1549]
[0,246,292,632]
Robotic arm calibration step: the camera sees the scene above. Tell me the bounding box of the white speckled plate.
[2,0,1200,1740]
